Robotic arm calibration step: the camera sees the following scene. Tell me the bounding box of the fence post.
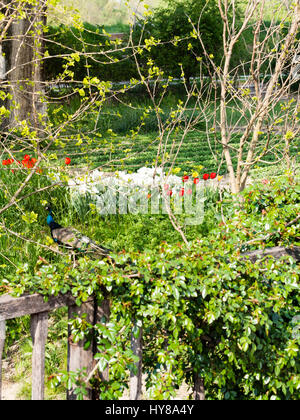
[0,320,6,400]
[96,298,111,384]
[31,312,48,400]
[67,299,95,400]
[193,375,205,400]
[130,322,143,400]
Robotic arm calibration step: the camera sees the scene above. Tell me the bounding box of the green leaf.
[98,357,107,372]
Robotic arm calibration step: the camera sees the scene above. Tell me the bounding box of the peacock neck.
[47,212,61,230]
[47,213,54,226]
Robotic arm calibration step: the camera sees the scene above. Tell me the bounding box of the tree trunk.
[4,1,47,133]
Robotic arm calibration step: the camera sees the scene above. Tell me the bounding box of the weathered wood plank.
[0,292,92,321]
[67,299,96,400]
[31,312,48,400]
[242,246,300,263]
[0,320,6,401]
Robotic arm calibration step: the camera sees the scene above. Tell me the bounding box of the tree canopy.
[133,0,224,85]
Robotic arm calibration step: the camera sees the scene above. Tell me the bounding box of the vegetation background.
[48,0,291,26]
[0,0,299,401]
[48,0,162,26]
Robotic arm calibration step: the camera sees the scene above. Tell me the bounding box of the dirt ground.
[1,360,23,400]
[1,364,192,400]
[2,381,23,400]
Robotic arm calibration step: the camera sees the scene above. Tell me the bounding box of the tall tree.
[1,0,47,134]
[134,0,224,88]
[216,0,300,192]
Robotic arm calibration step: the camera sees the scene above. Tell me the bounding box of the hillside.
[48,0,293,26]
[48,0,162,26]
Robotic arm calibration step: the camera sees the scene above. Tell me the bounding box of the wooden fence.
[0,291,204,401]
[0,292,113,400]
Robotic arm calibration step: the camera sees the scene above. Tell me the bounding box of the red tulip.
[65,157,71,165]
[22,159,33,168]
[203,173,209,181]
[3,159,14,165]
[193,178,200,184]
[182,175,189,182]
[179,188,185,197]
[210,172,217,179]
[167,190,173,196]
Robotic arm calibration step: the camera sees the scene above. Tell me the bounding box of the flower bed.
[66,166,226,219]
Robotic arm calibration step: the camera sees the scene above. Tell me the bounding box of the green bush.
[44,23,138,83]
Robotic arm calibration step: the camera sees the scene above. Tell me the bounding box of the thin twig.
[1,224,67,256]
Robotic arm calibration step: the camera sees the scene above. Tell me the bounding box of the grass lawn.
[46,89,299,175]
[49,129,299,176]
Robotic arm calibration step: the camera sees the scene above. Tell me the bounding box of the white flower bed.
[67,167,184,215]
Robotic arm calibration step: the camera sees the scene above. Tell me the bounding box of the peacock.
[46,205,111,258]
